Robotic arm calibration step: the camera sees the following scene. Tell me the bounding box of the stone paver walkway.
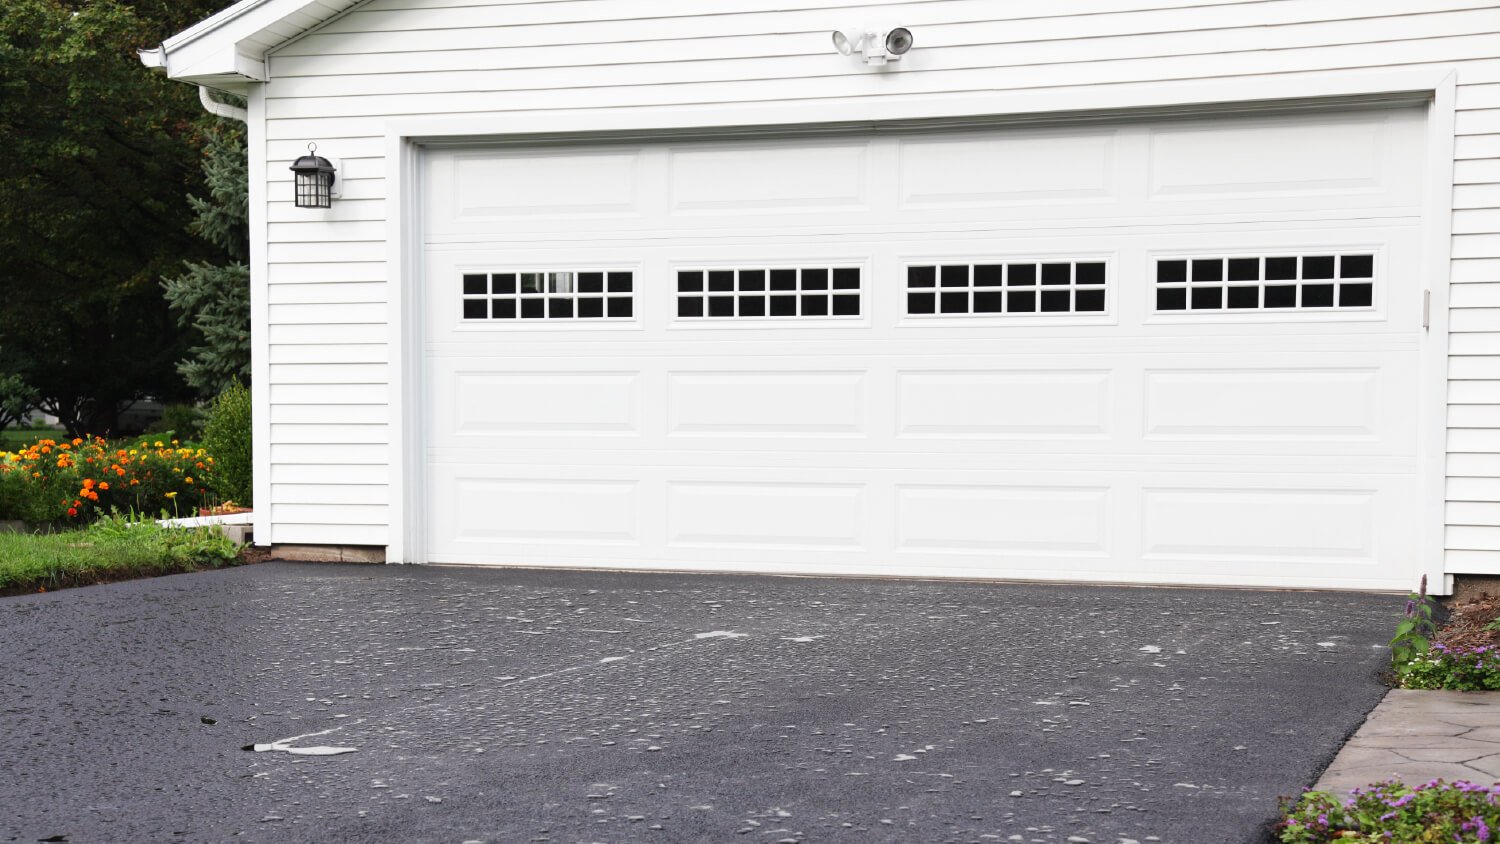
[1316,689,1500,793]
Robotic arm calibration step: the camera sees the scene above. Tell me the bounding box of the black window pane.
[606,298,632,318]
[740,295,767,317]
[974,291,1004,313]
[463,274,487,295]
[940,291,968,313]
[831,294,859,316]
[739,270,766,291]
[521,273,545,294]
[1227,258,1260,282]
[579,298,604,319]
[1191,260,1223,283]
[1264,285,1297,308]
[801,294,829,316]
[463,299,488,319]
[709,270,735,292]
[1157,288,1187,310]
[908,292,936,315]
[1190,287,1222,309]
[1075,289,1105,312]
[1226,286,1259,309]
[769,295,797,316]
[770,269,797,291]
[521,298,545,319]
[607,272,632,293]
[1266,257,1298,280]
[1303,256,1335,280]
[579,272,605,293]
[973,265,1003,287]
[708,296,735,317]
[940,265,968,288]
[1302,283,1334,307]
[1340,283,1374,307]
[1042,263,1071,286]
[1075,263,1106,286]
[677,297,703,318]
[908,266,937,288]
[492,273,517,294]
[802,268,829,290]
[548,298,574,319]
[1041,290,1070,312]
[678,271,704,292]
[1008,264,1037,286]
[833,268,861,290]
[492,299,517,319]
[1157,260,1187,283]
[1341,255,1374,279]
[1008,290,1037,312]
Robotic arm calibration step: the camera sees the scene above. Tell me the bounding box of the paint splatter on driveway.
[0,562,1394,842]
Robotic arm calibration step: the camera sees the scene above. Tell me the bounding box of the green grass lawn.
[0,517,243,596]
[0,428,58,451]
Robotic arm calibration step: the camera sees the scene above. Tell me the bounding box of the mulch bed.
[1438,593,1500,651]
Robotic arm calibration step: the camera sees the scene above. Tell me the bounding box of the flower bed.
[0,436,215,524]
[1279,779,1500,842]
[1398,643,1500,691]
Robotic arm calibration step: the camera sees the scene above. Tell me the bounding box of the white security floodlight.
[831,27,913,66]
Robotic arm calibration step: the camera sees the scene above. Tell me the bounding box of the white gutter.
[198,85,248,123]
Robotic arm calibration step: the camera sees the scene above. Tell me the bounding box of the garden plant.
[0,435,215,524]
[1278,779,1500,842]
[0,514,240,596]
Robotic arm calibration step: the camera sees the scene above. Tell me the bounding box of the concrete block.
[271,544,386,564]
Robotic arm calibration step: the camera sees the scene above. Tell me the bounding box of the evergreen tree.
[162,107,250,396]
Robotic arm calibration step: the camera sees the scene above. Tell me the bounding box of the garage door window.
[1154,254,1374,312]
[677,267,861,319]
[462,270,634,321]
[906,261,1108,316]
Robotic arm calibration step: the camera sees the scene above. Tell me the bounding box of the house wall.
[255,0,1500,576]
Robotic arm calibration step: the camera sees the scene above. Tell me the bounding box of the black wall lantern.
[290,143,336,208]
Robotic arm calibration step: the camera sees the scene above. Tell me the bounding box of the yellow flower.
[184,477,194,485]
[154,441,163,448]
[165,492,178,499]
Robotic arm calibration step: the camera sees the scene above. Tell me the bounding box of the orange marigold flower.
[129,479,139,486]
[84,491,98,502]
[82,479,95,490]
[116,468,125,477]
[67,508,77,517]
[98,481,109,491]
[72,500,81,508]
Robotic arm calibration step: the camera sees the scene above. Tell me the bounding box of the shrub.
[145,403,206,442]
[200,381,251,506]
[1279,780,1500,842]
[0,435,215,523]
[1397,643,1500,691]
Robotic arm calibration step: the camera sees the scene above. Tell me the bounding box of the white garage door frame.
[379,68,1457,591]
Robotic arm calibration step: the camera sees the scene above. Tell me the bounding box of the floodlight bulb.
[831,30,854,56]
[885,27,914,56]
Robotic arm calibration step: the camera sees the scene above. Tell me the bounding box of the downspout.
[198,86,248,123]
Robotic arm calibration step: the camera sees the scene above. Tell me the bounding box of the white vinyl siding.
[257,0,1500,570]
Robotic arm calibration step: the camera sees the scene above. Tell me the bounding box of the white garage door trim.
[379,71,1457,592]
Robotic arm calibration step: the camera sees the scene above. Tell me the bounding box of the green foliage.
[1278,780,1500,842]
[0,372,37,432]
[145,403,206,441]
[0,0,231,435]
[162,110,250,396]
[1391,575,1437,668]
[0,435,216,523]
[1397,644,1500,691]
[0,515,240,594]
[201,381,251,506]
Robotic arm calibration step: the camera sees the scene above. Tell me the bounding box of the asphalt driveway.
[0,562,1396,843]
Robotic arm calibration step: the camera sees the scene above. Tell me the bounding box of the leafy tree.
[0,372,38,433]
[0,0,230,435]
[163,108,250,396]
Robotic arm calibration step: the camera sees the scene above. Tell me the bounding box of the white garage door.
[420,105,1428,590]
